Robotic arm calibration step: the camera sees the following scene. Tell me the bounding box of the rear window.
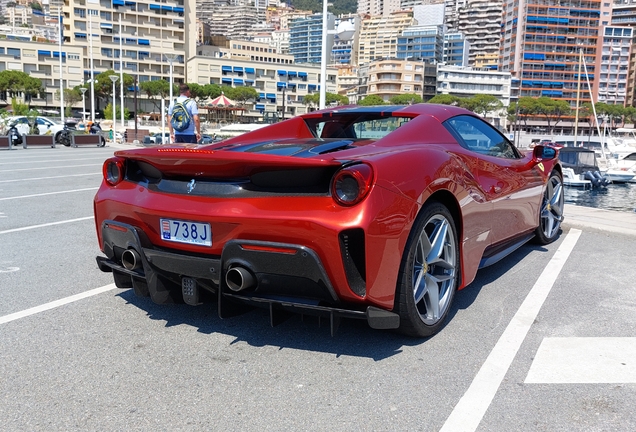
[307,115,411,140]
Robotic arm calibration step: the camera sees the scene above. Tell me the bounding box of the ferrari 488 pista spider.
[94,104,564,337]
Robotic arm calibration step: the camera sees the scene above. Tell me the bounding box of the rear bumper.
[97,220,399,333]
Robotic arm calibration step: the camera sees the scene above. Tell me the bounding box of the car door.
[37,117,53,135]
[444,115,544,245]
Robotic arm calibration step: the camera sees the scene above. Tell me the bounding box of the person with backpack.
[167,83,201,144]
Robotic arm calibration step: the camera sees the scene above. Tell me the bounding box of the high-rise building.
[396,25,444,64]
[457,0,502,68]
[443,32,469,66]
[611,0,636,106]
[500,0,612,107]
[358,10,415,65]
[443,0,466,32]
[358,0,402,17]
[595,26,632,106]
[289,13,335,64]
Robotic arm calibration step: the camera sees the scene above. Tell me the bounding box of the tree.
[465,94,503,118]
[389,93,423,105]
[185,83,208,103]
[534,97,571,134]
[30,2,42,11]
[303,92,348,108]
[139,80,171,112]
[93,70,134,105]
[226,86,259,106]
[427,94,461,106]
[358,95,386,106]
[62,87,82,117]
[0,70,42,107]
[104,102,130,120]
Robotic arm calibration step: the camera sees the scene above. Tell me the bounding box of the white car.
[5,116,66,142]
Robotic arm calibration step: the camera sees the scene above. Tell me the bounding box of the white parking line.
[0,163,102,173]
[0,187,98,201]
[0,284,117,325]
[0,173,101,183]
[0,216,94,235]
[0,157,103,166]
[440,228,582,432]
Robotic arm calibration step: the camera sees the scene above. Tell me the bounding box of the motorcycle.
[89,122,106,147]
[7,125,22,149]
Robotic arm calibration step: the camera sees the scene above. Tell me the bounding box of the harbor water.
[564,181,636,213]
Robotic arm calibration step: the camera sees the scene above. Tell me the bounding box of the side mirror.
[533,145,557,161]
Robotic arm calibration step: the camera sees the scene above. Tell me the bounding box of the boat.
[558,147,611,187]
[562,167,592,188]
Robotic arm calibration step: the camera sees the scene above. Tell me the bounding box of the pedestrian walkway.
[563,204,636,237]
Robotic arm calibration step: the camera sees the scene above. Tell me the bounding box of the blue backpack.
[171,98,192,132]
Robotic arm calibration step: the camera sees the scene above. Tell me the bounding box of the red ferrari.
[94,104,564,337]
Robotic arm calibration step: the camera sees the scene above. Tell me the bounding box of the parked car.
[199,134,214,144]
[150,131,170,144]
[94,104,564,337]
[4,116,66,143]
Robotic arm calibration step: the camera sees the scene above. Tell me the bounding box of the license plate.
[160,218,212,247]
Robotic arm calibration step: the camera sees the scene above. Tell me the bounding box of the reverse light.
[331,163,374,206]
[103,157,125,186]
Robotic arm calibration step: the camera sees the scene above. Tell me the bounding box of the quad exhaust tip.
[226,266,256,292]
[121,249,141,271]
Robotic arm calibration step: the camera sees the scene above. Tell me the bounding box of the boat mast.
[581,50,607,159]
[573,48,583,146]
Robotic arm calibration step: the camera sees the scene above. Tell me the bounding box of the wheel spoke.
[413,266,426,303]
[418,229,432,263]
[424,274,440,319]
[426,220,448,263]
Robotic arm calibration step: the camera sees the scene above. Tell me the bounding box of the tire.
[56,131,71,147]
[534,171,564,245]
[395,202,459,337]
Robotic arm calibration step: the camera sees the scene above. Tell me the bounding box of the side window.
[444,115,520,159]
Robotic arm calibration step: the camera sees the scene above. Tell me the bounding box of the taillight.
[331,163,373,206]
[103,157,125,186]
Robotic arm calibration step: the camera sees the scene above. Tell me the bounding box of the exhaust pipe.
[225,266,256,292]
[121,249,142,271]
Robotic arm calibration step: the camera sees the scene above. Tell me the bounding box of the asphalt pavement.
[1,145,635,431]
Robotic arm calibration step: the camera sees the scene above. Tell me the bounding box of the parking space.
[1,146,635,431]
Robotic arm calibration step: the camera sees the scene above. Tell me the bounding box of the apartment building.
[436,64,511,124]
[188,49,338,120]
[63,0,196,93]
[595,25,632,105]
[396,25,444,64]
[443,32,469,66]
[358,11,415,65]
[457,0,502,68]
[0,37,85,109]
[363,58,424,101]
[358,0,402,17]
[611,0,636,106]
[500,0,612,107]
[205,4,263,40]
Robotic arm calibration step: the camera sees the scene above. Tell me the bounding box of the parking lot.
[1,145,635,431]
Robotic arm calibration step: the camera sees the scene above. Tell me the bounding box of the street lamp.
[58,6,64,124]
[164,53,179,143]
[319,0,328,109]
[79,87,88,123]
[109,75,119,134]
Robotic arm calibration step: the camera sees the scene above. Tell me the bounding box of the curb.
[563,204,636,237]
